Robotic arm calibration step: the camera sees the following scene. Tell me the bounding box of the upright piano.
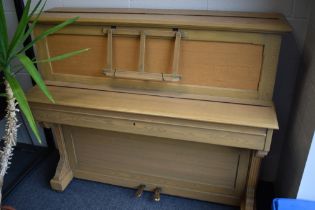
[27,8,291,210]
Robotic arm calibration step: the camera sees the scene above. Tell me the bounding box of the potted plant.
[0,0,88,206]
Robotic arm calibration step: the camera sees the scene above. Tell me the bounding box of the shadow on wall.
[260,33,301,182]
[274,21,315,197]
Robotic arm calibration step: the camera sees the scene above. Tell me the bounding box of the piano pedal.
[135,184,146,198]
[153,187,161,202]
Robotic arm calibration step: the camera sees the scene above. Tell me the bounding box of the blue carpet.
[4,152,239,210]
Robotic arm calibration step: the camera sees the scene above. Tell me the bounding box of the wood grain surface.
[33,8,292,33]
[27,85,278,129]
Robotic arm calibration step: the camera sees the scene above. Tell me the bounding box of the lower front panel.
[63,125,250,206]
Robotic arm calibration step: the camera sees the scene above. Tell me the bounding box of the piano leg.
[241,151,265,210]
[49,124,73,191]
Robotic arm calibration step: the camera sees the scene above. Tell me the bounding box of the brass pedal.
[153,187,161,202]
[135,184,146,198]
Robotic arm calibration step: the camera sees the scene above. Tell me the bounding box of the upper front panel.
[33,8,289,105]
[47,30,263,90]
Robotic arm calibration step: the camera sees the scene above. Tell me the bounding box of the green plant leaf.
[20,16,79,54]
[0,0,9,61]
[7,0,31,59]
[18,0,47,53]
[3,70,41,143]
[28,0,44,20]
[8,0,45,59]
[0,63,4,72]
[34,48,89,63]
[16,53,54,103]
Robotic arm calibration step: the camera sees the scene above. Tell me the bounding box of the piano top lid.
[27,85,279,130]
[33,7,292,33]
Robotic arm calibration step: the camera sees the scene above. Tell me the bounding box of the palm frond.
[16,53,54,103]
[17,0,47,56]
[7,0,31,59]
[3,68,41,143]
[1,0,87,144]
[34,48,89,63]
[0,0,9,62]
[20,16,79,54]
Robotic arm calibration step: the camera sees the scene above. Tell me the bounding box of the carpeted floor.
[3,152,239,210]
[3,144,47,197]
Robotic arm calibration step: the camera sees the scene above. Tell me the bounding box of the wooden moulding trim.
[30,106,268,151]
[102,27,178,38]
[138,31,146,72]
[257,35,281,101]
[263,129,274,152]
[33,8,292,33]
[234,150,251,195]
[103,70,181,82]
[46,7,283,19]
[172,31,181,76]
[106,28,113,71]
[44,76,260,101]
[241,152,262,209]
[43,25,266,45]
[32,103,267,135]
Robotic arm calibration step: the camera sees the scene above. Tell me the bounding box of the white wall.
[276,1,315,197]
[297,132,315,201]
